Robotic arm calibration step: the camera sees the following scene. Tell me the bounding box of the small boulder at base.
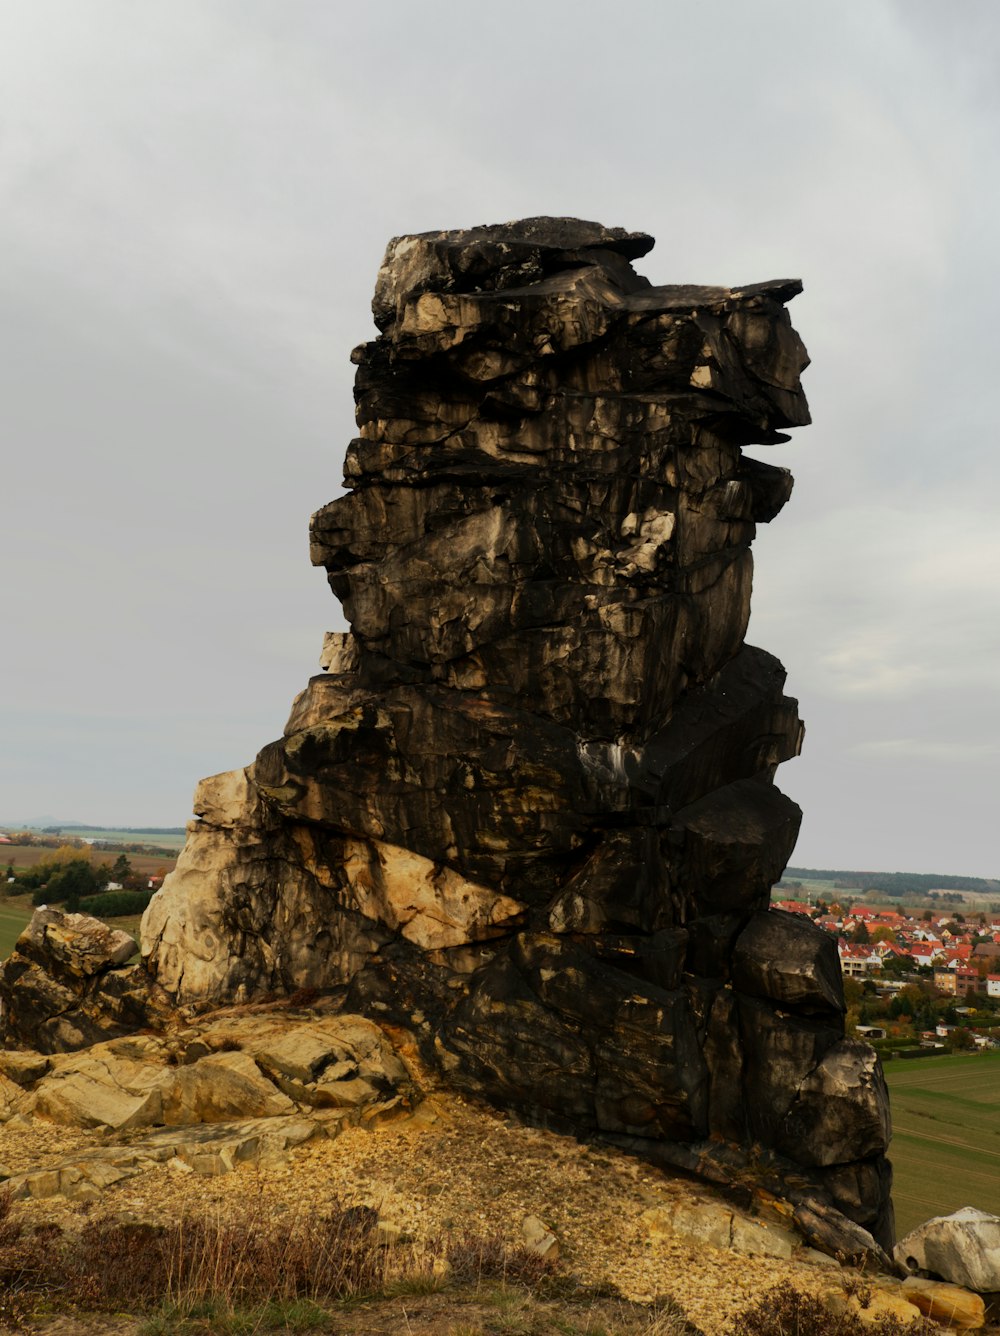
[895,1208,1000,1295]
[901,1277,986,1330]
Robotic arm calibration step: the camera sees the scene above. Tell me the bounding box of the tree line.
[6,847,157,917]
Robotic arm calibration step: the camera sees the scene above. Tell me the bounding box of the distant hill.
[784,866,999,897]
[41,824,187,836]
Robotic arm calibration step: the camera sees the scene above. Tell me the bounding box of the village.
[773,890,1000,1054]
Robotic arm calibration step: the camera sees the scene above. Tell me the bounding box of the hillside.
[0,1070,881,1336]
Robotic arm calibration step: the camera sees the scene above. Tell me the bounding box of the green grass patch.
[0,896,34,959]
[886,1050,1000,1236]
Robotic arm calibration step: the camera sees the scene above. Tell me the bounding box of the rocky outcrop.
[1,1006,416,1201]
[1,218,894,1260]
[0,908,169,1053]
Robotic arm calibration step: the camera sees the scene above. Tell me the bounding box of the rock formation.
[1,218,894,1260]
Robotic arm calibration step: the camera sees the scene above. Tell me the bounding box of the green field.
[885,1050,1000,1236]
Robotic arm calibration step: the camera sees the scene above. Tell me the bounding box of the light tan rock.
[0,1070,27,1119]
[731,1214,797,1260]
[641,1201,734,1251]
[797,1246,843,1268]
[191,767,253,828]
[827,1287,924,1326]
[0,1051,50,1087]
[182,1148,236,1177]
[896,1208,1000,1294]
[4,1115,322,1201]
[343,836,525,950]
[31,1057,163,1131]
[521,1214,560,1261]
[25,909,136,977]
[158,1051,297,1124]
[319,631,360,674]
[902,1277,985,1330]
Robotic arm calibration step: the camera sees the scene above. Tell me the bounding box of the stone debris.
[0,218,894,1264]
[521,1213,560,1260]
[0,1008,415,1201]
[5,1115,323,1201]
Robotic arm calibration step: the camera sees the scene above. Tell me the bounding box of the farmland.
[2,844,175,877]
[0,843,176,961]
[885,1050,1000,1236]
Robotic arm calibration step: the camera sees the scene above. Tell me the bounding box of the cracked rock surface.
[0,218,893,1261]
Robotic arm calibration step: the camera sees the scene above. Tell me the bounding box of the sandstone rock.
[730,1215,797,1260]
[158,1051,298,1124]
[827,1286,925,1326]
[521,1214,559,1260]
[0,909,155,1052]
[5,1114,324,1201]
[902,1277,986,1329]
[19,1011,414,1135]
[798,1247,843,1268]
[896,1208,1000,1294]
[28,908,136,976]
[657,1202,734,1251]
[732,909,844,1015]
[3,219,891,1262]
[0,1051,51,1087]
[776,1041,891,1167]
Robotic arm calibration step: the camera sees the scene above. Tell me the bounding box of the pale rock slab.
[344,836,526,950]
[896,1208,1000,1294]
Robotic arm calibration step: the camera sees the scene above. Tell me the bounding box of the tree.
[35,858,100,910]
[851,921,871,945]
[843,978,864,1006]
[871,925,896,944]
[109,853,140,888]
[950,1027,974,1051]
[879,952,915,980]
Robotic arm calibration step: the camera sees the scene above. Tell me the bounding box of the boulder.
[521,1214,560,1260]
[0,908,158,1052]
[901,1278,986,1330]
[896,1208,1000,1294]
[776,1040,891,1167]
[732,909,844,1015]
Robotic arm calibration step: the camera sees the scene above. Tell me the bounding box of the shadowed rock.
[1,218,893,1262]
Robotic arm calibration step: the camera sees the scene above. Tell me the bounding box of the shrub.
[729,1282,938,1336]
[78,889,154,917]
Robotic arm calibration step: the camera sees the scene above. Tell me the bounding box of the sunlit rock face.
[141,218,893,1254]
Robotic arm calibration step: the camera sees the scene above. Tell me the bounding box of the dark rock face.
[104,219,891,1254]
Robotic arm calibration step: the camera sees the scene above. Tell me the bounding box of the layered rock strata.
[2,219,894,1257]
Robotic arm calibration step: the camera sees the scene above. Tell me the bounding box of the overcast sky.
[2,1,998,876]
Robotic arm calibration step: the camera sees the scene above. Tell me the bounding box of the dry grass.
[730,1281,938,1336]
[0,1191,951,1336]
